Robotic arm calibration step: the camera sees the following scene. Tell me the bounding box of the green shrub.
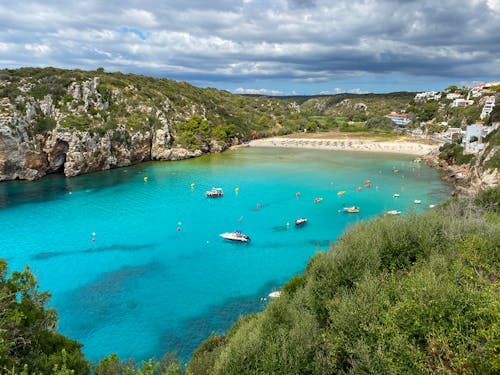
[439,143,474,165]
[33,115,57,133]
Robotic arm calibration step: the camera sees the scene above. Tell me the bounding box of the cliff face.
[0,72,238,181]
[423,141,499,196]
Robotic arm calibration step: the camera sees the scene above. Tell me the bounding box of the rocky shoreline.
[422,149,499,197]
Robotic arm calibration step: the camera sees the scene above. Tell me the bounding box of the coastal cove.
[0,147,452,362]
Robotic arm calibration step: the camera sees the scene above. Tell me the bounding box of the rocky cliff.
[423,133,499,196]
[0,69,278,181]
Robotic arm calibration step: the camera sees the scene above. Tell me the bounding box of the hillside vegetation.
[0,67,416,140]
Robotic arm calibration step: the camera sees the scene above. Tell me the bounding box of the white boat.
[429,204,436,208]
[206,187,224,197]
[220,230,250,242]
[414,199,422,204]
[413,158,422,163]
[295,218,308,226]
[393,193,400,198]
[268,291,281,298]
[386,210,402,215]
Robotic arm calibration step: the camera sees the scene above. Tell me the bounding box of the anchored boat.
[206,187,224,197]
[294,218,308,226]
[220,230,251,242]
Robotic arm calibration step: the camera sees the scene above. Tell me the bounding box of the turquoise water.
[0,147,451,362]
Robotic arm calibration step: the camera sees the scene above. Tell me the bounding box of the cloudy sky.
[1,0,499,95]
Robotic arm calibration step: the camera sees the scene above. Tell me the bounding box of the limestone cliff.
[423,134,499,196]
[0,69,257,181]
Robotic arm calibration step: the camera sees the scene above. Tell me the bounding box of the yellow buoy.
[235,187,239,193]
[143,176,148,182]
[191,182,195,188]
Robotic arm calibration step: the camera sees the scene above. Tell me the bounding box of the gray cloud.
[0,0,499,88]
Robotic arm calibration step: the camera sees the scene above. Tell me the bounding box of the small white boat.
[414,200,422,204]
[295,218,308,226]
[206,187,224,197]
[393,193,400,198]
[220,230,250,242]
[413,158,422,163]
[386,210,402,215]
[268,291,281,298]
[429,204,435,208]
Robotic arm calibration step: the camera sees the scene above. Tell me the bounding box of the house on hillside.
[451,98,474,108]
[386,112,411,126]
[462,122,500,154]
[471,84,485,97]
[480,96,496,119]
[414,91,441,102]
[446,92,462,100]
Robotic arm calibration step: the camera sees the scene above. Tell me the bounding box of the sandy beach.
[248,136,441,156]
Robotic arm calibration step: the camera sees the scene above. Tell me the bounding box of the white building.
[462,123,499,154]
[446,92,462,100]
[452,98,474,108]
[414,91,441,102]
[480,96,496,120]
[386,112,411,126]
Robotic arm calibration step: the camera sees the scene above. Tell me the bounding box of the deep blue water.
[0,147,451,362]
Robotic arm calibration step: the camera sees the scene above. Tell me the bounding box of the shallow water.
[0,147,451,361]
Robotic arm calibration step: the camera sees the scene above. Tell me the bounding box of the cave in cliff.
[49,139,69,174]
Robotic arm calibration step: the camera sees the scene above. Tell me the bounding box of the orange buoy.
[356,186,362,191]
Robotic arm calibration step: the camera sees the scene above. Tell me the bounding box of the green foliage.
[190,334,226,375]
[416,101,439,121]
[365,116,393,130]
[425,123,447,134]
[474,187,500,213]
[194,196,500,374]
[439,142,474,165]
[0,260,89,374]
[33,115,57,134]
[95,353,190,375]
[338,121,367,132]
[60,115,91,131]
[485,148,500,170]
[175,115,238,150]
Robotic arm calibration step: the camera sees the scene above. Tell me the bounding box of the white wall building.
[462,123,499,154]
[446,92,462,100]
[452,98,474,108]
[414,91,441,101]
[480,96,496,119]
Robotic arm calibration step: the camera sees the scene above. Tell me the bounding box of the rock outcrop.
[0,75,235,181]
[423,144,499,196]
